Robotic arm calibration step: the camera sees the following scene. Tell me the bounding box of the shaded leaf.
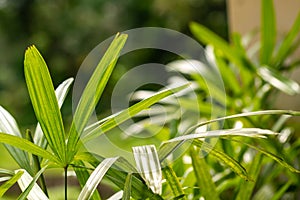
[190,147,220,200]
[0,106,32,173]
[231,139,300,173]
[236,154,263,200]
[122,174,132,200]
[271,180,293,200]
[192,140,250,180]
[162,164,186,200]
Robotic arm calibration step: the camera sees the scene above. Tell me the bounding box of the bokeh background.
[0,0,227,131]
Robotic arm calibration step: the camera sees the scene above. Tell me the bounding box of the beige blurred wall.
[227,0,300,35]
[227,0,300,110]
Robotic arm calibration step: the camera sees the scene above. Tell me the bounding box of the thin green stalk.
[65,166,68,200]
[25,129,48,197]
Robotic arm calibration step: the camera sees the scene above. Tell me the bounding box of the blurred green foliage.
[0,0,227,128]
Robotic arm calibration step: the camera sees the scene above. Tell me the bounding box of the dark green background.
[0,0,227,130]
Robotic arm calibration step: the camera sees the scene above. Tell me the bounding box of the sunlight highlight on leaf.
[164,128,276,143]
[132,145,162,195]
[78,157,118,200]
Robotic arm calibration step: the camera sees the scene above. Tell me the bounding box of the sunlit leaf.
[185,110,300,137]
[0,133,60,164]
[164,128,276,143]
[73,161,101,200]
[67,33,127,161]
[158,110,300,163]
[82,83,190,142]
[34,78,74,149]
[75,149,164,198]
[107,191,123,200]
[258,66,300,95]
[24,45,66,163]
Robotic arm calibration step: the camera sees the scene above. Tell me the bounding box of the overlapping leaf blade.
[162,164,186,200]
[75,152,163,200]
[0,106,32,173]
[236,155,263,200]
[122,174,132,200]
[132,145,162,195]
[190,147,220,200]
[164,128,276,143]
[0,133,60,164]
[16,168,48,200]
[258,66,300,95]
[192,140,249,180]
[67,33,127,160]
[83,83,190,142]
[34,78,74,149]
[231,139,300,173]
[24,46,66,163]
[0,170,23,198]
[73,160,101,200]
[78,157,118,200]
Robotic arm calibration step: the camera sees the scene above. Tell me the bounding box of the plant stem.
[64,166,68,200]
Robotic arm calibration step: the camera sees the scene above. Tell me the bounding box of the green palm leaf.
[83,83,190,142]
[67,33,127,161]
[34,78,74,149]
[77,157,118,200]
[261,0,276,65]
[0,106,32,173]
[24,45,66,164]
[0,133,60,164]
